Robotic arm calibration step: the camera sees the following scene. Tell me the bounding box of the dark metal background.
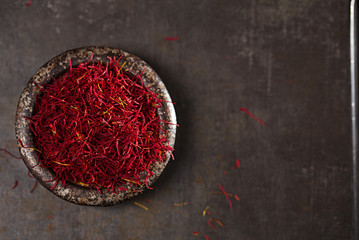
[0,0,355,239]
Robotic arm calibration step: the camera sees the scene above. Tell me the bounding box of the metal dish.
[15,46,177,206]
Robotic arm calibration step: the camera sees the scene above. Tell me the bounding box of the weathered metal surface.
[0,0,354,239]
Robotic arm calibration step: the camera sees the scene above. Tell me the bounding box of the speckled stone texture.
[15,46,177,206]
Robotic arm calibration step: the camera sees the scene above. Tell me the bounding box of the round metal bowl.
[15,46,177,206]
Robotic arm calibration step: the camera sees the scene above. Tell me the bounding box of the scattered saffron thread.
[207,219,215,229]
[210,191,233,197]
[165,36,179,41]
[239,108,265,126]
[12,180,18,189]
[30,181,38,193]
[202,206,210,216]
[0,148,22,159]
[25,0,32,6]
[27,170,34,179]
[173,202,188,207]
[232,159,240,169]
[234,194,239,201]
[134,202,148,211]
[192,231,200,236]
[205,234,210,240]
[219,184,233,209]
[209,218,225,227]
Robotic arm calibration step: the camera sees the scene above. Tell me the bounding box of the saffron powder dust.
[28,56,174,193]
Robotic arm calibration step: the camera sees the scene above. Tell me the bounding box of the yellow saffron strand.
[53,161,70,166]
[202,206,210,216]
[120,61,127,70]
[118,96,127,107]
[173,202,188,207]
[97,83,103,92]
[76,182,89,187]
[30,148,42,153]
[76,73,87,82]
[134,202,148,211]
[122,178,143,187]
[33,88,41,94]
[210,218,225,227]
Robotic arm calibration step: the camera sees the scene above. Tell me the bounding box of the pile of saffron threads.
[28,57,173,193]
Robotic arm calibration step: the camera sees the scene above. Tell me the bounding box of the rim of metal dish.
[15,46,177,206]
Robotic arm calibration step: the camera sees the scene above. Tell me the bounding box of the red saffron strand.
[25,0,32,6]
[30,181,38,193]
[219,184,233,209]
[232,159,240,169]
[0,148,22,159]
[205,234,210,240]
[207,219,215,229]
[28,57,174,193]
[165,36,179,41]
[18,139,38,150]
[27,170,34,179]
[12,180,18,189]
[234,194,239,201]
[238,108,265,126]
[192,231,200,236]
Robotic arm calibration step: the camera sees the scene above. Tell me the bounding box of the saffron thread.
[134,201,148,211]
[219,184,233,209]
[207,219,215,229]
[202,206,210,216]
[0,148,22,159]
[239,107,266,126]
[173,202,188,207]
[30,181,38,193]
[27,170,34,179]
[232,159,240,169]
[209,218,225,227]
[12,180,18,189]
[165,36,179,41]
[210,191,233,197]
[25,0,32,7]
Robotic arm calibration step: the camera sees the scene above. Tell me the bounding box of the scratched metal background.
[0,0,355,239]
